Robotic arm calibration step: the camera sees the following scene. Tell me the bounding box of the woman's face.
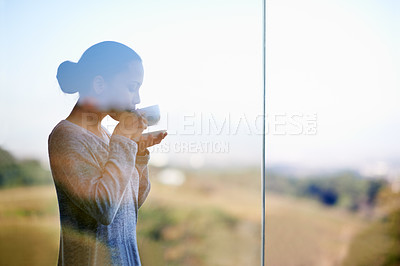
[96,60,144,113]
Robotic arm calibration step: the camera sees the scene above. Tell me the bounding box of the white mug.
[136,105,160,126]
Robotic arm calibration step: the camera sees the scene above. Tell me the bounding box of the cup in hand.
[136,105,160,126]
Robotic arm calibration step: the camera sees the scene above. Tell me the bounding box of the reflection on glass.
[1,1,400,265]
[48,41,167,265]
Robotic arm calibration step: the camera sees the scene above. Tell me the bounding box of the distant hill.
[0,146,17,167]
[266,169,388,211]
[0,146,52,188]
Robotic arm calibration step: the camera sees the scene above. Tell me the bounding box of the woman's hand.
[113,111,148,142]
[137,131,168,155]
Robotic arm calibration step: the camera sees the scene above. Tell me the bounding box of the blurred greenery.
[137,205,239,265]
[343,188,400,266]
[267,170,388,211]
[0,146,52,188]
[0,147,399,265]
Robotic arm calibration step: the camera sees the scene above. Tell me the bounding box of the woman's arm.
[49,130,139,226]
[134,132,167,208]
[135,149,151,209]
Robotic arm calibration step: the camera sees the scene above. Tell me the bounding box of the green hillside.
[0,147,52,188]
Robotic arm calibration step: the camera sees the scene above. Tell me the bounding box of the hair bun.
[56,61,79,94]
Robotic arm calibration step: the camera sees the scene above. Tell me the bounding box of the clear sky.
[0,0,399,171]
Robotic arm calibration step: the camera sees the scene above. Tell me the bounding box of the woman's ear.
[92,75,106,95]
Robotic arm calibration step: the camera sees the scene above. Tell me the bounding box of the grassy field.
[0,169,375,266]
[0,186,59,266]
[342,187,400,266]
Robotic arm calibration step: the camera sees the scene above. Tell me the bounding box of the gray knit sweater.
[48,119,151,266]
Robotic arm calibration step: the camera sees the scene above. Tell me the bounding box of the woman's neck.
[66,101,107,134]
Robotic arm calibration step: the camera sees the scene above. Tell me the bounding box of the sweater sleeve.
[49,131,138,226]
[135,149,151,209]
[100,124,151,209]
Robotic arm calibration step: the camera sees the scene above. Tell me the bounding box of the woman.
[48,41,167,266]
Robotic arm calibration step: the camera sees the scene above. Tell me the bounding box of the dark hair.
[57,41,142,94]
